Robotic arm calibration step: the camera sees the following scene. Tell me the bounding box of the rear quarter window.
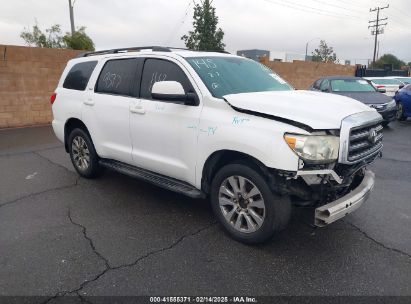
[95,58,140,96]
[63,61,98,91]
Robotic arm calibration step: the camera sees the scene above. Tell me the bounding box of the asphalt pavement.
[0,121,410,301]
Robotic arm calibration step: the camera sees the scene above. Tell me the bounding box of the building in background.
[237,49,270,61]
[237,49,370,66]
[237,49,307,63]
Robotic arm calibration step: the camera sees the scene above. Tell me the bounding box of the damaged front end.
[270,111,384,227]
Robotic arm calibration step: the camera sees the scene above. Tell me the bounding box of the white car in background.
[384,76,411,85]
[364,77,404,97]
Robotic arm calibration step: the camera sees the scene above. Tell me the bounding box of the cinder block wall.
[260,57,356,90]
[0,45,357,129]
[0,45,82,128]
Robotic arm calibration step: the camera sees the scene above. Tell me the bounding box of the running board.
[99,159,205,199]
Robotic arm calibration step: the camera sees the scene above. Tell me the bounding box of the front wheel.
[210,163,291,244]
[397,102,406,121]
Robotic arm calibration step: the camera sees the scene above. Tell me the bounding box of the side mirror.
[321,88,328,93]
[151,81,197,105]
[399,84,405,90]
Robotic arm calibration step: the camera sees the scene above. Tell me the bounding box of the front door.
[129,57,202,184]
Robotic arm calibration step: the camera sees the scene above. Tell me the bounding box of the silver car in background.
[364,77,404,97]
[384,76,411,85]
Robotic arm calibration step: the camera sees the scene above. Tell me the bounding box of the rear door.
[82,58,143,163]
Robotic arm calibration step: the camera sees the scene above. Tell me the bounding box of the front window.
[187,56,293,99]
[331,79,376,92]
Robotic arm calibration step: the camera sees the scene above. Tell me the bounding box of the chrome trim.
[315,170,375,227]
[339,111,383,165]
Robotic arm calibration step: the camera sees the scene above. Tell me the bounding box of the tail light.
[376,85,385,89]
[50,92,57,105]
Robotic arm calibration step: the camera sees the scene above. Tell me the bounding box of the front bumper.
[378,108,397,122]
[314,170,375,227]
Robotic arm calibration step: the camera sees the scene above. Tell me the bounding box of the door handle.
[130,104,146,114]
[84,98,95,106]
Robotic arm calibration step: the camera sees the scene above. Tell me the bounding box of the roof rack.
[77,46,181,58]
[77,46,230,58]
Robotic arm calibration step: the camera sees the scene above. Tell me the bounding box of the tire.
[210,163,291,244]
[68,128,102,178]
[397,102,406,121]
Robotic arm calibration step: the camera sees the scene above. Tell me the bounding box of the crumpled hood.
[223,90,375,130]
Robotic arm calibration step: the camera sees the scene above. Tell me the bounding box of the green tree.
[374,54,406,69]
[311,40,338,63]
[21,23,95,51]
[63,27,95,51]
[182,0,225,51]
[20,24,65,48]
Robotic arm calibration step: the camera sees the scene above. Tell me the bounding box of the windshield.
[331,79,376,92]
[187,56,293,98]
[370,79,403,85]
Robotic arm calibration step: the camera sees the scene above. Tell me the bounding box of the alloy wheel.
[71,136,90,171]
[218,175,266,233]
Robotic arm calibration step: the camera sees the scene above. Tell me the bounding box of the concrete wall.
[0,45,82,128]
[260,57,356,90]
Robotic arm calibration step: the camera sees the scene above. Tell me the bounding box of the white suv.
[52,46,383,244]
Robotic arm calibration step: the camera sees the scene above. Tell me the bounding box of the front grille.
[348,122,383,162]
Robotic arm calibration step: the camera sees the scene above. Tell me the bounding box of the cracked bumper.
[314,170,375,227]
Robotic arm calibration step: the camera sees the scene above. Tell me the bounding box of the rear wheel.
[210,163,291,244]
[397,102,406,121]
[68,128,102,178]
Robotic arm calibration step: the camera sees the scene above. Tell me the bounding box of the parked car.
[394,84,411,121]
[363,77,404,97]
[309,76,397,126]
[51,46,383,244]
[384,76,411,85]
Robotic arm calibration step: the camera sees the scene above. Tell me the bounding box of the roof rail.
[77,46,231,58]
[77,46,190,58]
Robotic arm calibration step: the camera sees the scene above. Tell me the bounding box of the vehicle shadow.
[81,169,355,253]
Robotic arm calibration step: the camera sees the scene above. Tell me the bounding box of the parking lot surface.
[0,122,410,300]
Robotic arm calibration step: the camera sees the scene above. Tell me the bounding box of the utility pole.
[369,5,389,67]
[68,0,75,35]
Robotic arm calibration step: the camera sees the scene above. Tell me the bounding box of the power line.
[369,4,389,67]
[261,0,363,20]
[164,0,193,45]
[307,0,364,16]
[333,0,368,9]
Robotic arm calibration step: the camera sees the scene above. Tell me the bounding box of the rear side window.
[63,61,97,91]
[95,59,140,96]
[140,59,193,100]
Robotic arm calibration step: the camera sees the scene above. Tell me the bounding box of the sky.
[0,0,410,64]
